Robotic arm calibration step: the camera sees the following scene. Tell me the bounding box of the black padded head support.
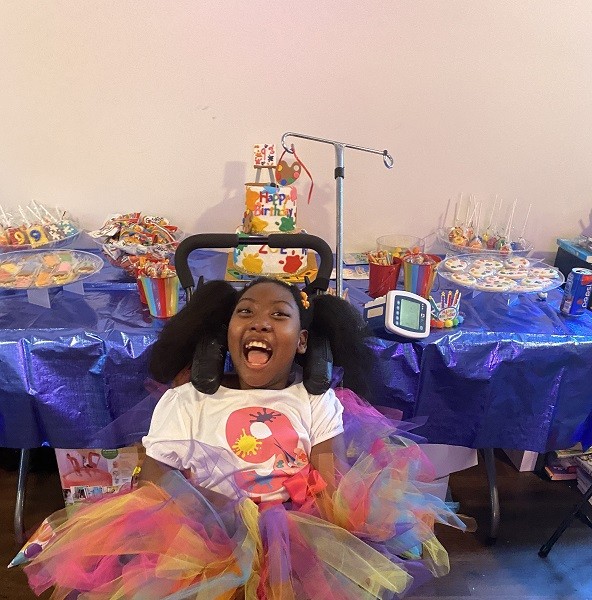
[301,332,333,395]
[190,328,333,395]
[190,328,228,395]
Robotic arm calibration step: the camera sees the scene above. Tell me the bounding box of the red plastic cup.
[368,258,402,299]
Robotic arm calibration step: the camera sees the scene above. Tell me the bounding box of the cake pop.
[513,203,531,251]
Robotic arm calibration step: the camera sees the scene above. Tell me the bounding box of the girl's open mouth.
[244,340,273,366]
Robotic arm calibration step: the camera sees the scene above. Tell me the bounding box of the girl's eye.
[236,307,251,315]
[272,311,290,318]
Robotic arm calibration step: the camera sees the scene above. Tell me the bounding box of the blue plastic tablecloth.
[0,239,226,448]
[1,241,591,451]
[347,283,592,451]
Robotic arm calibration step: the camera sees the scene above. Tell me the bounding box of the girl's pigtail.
[306,294,376,400]
[149,280,238,384]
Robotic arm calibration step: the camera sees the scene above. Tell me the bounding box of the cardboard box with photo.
[55,445,145,505]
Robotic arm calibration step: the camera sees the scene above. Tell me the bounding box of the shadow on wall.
[300,182,333,245]
[192,161,247,235]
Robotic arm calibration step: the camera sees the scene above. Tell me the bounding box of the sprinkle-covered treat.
[518,276,553,289]
[0,266,16,286]
[451,272,477,286]
[444,257,469,272]
[474,276,517,292]
[497,267,530,280]
[504,256,531,269]
[473,258,503,270]
[469,266,497,278]
[528,267,559,279]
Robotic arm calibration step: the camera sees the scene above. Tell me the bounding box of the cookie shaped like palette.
[437,253,565,293]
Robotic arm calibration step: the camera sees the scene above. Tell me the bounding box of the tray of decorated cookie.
[0,249,104,290]
[437,253,565,293]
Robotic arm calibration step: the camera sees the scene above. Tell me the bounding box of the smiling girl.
[20,278,471,600]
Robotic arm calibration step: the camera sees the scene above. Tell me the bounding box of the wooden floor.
[1,448,591,600]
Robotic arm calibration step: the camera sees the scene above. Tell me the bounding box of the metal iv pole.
[281,132,394,297]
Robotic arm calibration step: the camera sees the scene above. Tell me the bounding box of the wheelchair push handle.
[174,232,333,294]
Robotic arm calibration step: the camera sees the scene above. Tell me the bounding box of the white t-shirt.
[142,382,343,503]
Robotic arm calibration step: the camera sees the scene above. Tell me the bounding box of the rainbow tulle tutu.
[16,389,473,600]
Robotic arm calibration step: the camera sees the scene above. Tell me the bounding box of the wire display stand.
[281,132,393,297]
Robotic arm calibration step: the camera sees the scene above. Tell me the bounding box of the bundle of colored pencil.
[367,250,396,265]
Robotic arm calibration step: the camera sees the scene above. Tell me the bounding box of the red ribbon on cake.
[275,145,314,204]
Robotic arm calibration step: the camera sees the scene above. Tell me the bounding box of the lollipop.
[486,197,506,247]
[32,202,64,241]
[451,232,468,246]
[20,206,49,248]
[513,202,531,251]
[0,207,10,246]
[495,238,512,253]
[488,198,515,253]
[482,195,499,244]
[463,196,477,241]
[467,202,483,249]
[32,201,79,243]
[448,225,464,242]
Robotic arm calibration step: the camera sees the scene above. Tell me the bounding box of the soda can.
[560,268,592,316]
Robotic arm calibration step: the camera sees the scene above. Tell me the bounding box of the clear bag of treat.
[0,201,81,252]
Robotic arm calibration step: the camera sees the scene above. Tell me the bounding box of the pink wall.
[1,1,591,255]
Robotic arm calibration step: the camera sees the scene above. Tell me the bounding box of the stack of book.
[545,445,592,481]
[575,453,592,503]
[556,238,592,263]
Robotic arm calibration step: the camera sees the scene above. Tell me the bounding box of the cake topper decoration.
[253,144,276,168]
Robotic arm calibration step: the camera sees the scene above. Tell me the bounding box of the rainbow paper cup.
[136,279,148,304]
[402,254,442,299]
[138,275,180,318]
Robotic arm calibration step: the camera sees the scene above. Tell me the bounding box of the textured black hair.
[149,277,376,399]
[299,292,375,400]
[149,280,238,383]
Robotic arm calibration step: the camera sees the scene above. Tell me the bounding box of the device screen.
[398,298,421,329]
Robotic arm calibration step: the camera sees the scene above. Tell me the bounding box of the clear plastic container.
[376,234,425,259]
[436,228,532,257]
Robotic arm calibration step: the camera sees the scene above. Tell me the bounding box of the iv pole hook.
[281,132,394,296]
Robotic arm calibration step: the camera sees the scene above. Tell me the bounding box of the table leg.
[480,447,500,542]
[14,448,30,545]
